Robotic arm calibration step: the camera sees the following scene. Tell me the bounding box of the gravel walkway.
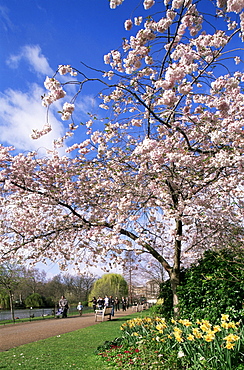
[0,308,132,352]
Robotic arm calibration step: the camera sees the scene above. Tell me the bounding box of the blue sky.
[0,0,152,155]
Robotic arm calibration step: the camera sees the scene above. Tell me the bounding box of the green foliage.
[153,248,244,323]
[44,296,55,307]
[95,337,124,354]
[24,293,45,308]
[177,249,244,322]
[152,279,173,319]
[89,273,128,303]
[0,291,10,309]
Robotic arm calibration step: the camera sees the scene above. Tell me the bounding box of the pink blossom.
[143,0,155,10]
[44,77,61,91]
[109,0,124,9]
[172,0,184,9]
[227,0,244,13]
[58,65,77,76]
[134,16,143,26]
[217,0,227,8]
[63,102,75,114]
[145,55,153,65]
[131,119,142,127]
[124,19,133,31]
[234,56,241,64]
[178,82,193,95]
[61,102,75,121]
[158,90,177,106]
[104,53,111,65]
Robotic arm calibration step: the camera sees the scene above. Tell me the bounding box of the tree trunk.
[170,268,180,318]
[170,218,182,318]
[9,290,15,323]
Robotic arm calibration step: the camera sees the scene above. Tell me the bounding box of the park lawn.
[0,311,147,370]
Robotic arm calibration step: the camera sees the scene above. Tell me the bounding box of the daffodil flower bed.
[97,314,244,369]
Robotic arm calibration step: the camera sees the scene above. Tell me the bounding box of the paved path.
[0,309,133,352]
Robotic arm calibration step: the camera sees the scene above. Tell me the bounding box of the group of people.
[91,296,128,314]
[57,294,129,319]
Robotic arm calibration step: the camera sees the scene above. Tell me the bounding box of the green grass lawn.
[0,312,146,370]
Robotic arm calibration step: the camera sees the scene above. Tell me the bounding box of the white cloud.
[2,45,99,155]
[6,45,53,75]
[0,5,14,32]
[75,95,97,114]
[0,83,66,154]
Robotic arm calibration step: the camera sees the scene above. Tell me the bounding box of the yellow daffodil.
[213,325,221,333]
[221,321,230,329]
[204,333,215,342]
[225,342,236,350]
[228,321,238,329]
[156,324,164,333]
[173,327,183,334]
[221,314,229,322]
[178,319,192,327]
[192,328,203,339]
[200,323,212,332]
[174,335,184,343]
[187,334,195,341]
[223,334,240,342]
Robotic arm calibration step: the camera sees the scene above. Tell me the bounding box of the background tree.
[88,273,128,302]
[0,0,243,316]
[16,267,47,304]
[24,292,45,308]
[43,274,66,305]
[0,264,23,320]
[122,250,141,304]
[0,291,10,310]
[62,272,96,304]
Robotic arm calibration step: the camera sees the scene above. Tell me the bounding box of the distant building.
[132,280,159,304]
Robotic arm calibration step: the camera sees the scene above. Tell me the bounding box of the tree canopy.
[88,273,128,300]
[0,0,243,314]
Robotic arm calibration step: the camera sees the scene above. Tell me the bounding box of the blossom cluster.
[42,77,66,107]
[60,102,75,121]
[109,0,124,9]
[58,64,77,76]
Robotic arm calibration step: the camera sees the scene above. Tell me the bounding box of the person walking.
[77,302,83,316]
[109,296,115,316]
[115,296,120,311]
[59,295,69,318]
[121,297,126,311]
[104,295,109,307]
[91,297,97,312]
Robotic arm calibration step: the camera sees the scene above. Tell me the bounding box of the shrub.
[153,280,173,319]
[177,249,244,322]
[154,249,244,323]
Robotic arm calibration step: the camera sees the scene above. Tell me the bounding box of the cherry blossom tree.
[0,0,244,315]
